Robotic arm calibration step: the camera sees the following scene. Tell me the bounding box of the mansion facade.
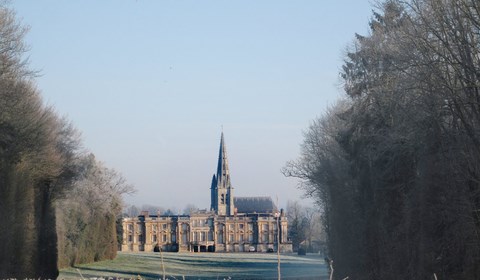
[122,133,292,253]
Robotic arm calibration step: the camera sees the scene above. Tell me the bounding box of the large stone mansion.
[121,133,292,253]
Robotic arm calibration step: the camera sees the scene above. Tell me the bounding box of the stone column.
[144,222,151,251]
[133,222,137,244]
[281,221,288,243]
[177,221,181,245]
[121,221,128,251]
[224,225,228,250]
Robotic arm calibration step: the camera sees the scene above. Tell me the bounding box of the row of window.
[127,232,277,244]
[127,233,177,243]
[126,222,279,236]
[152,224,169,230]
[155,234,177,243]
[192,231,213,242]
[127,223,169,232]
[224,223,277,231]
[191,219,211,227]
[177,223,261,231]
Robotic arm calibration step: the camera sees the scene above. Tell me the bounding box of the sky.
[11,1,373,211]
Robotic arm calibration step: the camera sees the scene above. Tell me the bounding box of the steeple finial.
[212,131,234,215]
[217,132,230,188]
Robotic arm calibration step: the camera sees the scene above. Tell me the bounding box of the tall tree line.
[0,6,133,278]
[285,0,480,279]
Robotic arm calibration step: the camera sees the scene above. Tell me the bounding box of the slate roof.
[234,196,277,214]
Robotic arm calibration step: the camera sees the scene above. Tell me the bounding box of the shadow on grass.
[70,265,326,280]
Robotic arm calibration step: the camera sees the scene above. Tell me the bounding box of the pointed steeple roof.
[216,132,231,188]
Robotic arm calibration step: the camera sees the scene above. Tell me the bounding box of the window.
[208,231,214,241]
[248,224,253,231]
[162,234,167,242]
[162,223,167,230]
[193,232,198,242]
[229,224,234,231]
[263,233,268,243]
[128,235,133,242]
[239,234,244,242]
[229,234,234,242]
[221,194,225,204]
[217,231,224,243]
[239,224,244,229]
[248,233,253,242]
[152,225,157,232]
[201,232,206,242]
[153,234,157,242]
[128,224,133,231]
[262,224,269,231]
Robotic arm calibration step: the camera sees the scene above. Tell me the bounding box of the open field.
[58,252,328,280]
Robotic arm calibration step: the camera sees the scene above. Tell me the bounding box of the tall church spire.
[216,132,231,188]
[211,132,235,216]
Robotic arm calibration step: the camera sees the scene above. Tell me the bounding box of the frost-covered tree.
[286,0,480,279]
[56,154,134,268]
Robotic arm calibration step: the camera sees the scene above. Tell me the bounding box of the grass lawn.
[58,252,328,280]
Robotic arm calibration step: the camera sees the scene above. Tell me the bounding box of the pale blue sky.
[12,1,373,211]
